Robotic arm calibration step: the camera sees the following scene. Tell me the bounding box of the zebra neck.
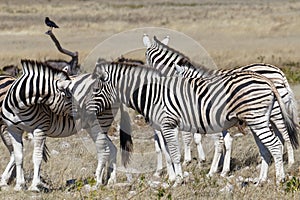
[114,66,160,111]
[69,73,94,108]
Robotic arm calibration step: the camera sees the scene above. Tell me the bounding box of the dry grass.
[0,0,300,199]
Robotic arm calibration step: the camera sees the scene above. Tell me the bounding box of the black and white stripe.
[1,60,132,191]
[144,35,299,177]
[85,60,297,184]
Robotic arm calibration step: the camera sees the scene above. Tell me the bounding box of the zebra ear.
[57,80,72,98]
[62,65,69,73]
[143,34,151,48]
[173,63,184,75]
[93,64,109,82]
[161,36,170,45]
[57,80,71,91]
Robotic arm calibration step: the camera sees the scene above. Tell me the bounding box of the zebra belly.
[47,114,77,137]
[179,117,238,134]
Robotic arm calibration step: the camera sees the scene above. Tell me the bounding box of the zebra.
[143,34,299,177]
[84,59,298,185]
[143,35,233,176]
[0,59,78,188]
[1,60,133,191]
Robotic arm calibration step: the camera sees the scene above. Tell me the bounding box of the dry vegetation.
[0,0,300,199]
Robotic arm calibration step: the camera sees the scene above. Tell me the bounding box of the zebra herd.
[0,35,298,191]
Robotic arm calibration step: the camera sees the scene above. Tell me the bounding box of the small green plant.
[156,187,172,200]
[284,176,300,193]
[281,61,300,84]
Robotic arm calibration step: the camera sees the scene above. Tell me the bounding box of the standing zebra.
[1,60,73,190]
[143,35,299,177]
[0,59,75,188]
[1,60,133,191]
[85,59,298,185]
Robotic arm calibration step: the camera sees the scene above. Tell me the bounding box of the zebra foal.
[84,59,297,185]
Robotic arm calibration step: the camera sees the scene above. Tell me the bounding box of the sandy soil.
[0,0,299,199]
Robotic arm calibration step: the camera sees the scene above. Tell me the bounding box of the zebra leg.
[182,131,192,166]
[156,130,176,181]
[106,135,117,185]
[286,141,295,166]
[29,129,46,191]
[88,126,110,187]
[194,133,206,165]
[161,125,183,185]
[250,125,284,185]
[8,130,25,191]
[207,133,224,177]
[270,106,295,166]
[0,127,15,187]
[220,132,233,177]
[153,130,163,177]
[95,135,110,187]
[0,154,15,187]
[252,131,271,184]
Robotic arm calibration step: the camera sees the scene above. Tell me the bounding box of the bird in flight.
[45,17,59,30]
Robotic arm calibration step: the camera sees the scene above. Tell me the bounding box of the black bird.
[45,17,59,30]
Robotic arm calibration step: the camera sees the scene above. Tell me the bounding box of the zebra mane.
[116,56,144,65]
[95,58,162,77]
[20,59,70,81]
[153,36,193,65]
[152,36,209,71]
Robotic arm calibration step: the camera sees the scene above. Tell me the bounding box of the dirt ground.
[0,0,300,199]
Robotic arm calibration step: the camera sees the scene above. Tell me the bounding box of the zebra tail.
[284,80,300,130]
[42,143,50,163]
[272,83,299,149]
[119,104,133,167]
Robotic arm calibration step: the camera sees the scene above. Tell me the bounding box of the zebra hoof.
[182,160,191,167]
[153,170,163,178]
[220,171,229,177]
[107,178,116,185]
[28,185,40,192]
[14,184,26,191]
[0,181,8,188]
[253,178,267,187]
[0,184,9,191]
[172,176,184,187]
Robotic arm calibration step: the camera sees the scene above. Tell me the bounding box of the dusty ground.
[0,0,300,199]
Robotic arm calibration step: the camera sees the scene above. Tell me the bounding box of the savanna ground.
[0,0,300,199]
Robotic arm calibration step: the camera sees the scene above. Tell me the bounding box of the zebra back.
[146,35,299,141]
[3,59,72,117]
[87,60,297,139]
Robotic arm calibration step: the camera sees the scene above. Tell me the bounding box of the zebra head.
[84,59,116,117]
[47,76,73,117]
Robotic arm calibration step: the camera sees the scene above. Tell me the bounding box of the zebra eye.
[93,86,100,94]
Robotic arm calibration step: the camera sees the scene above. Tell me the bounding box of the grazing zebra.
[84,59,298,185]
[143,35,299,177]
[1,60,132,191]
